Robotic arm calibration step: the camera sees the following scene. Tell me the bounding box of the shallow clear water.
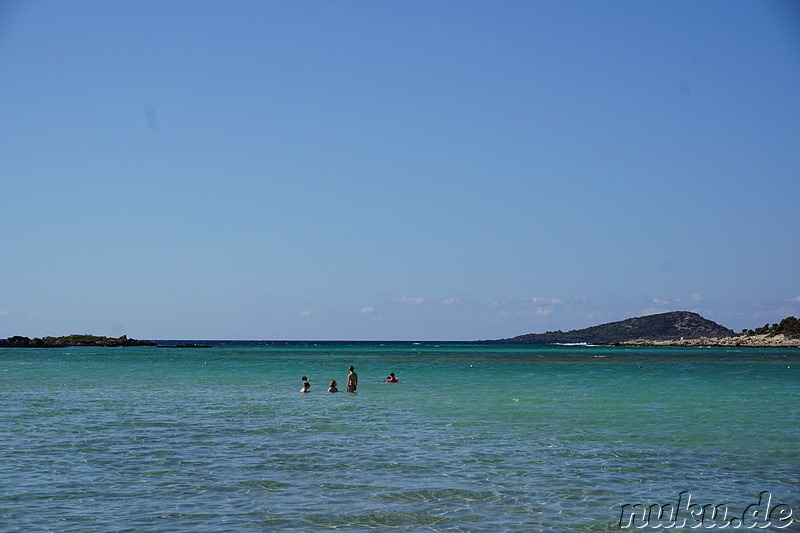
[2,343,798,532]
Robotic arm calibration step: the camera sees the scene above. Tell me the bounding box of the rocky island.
[0,335,157,347]
[611,333,800,347]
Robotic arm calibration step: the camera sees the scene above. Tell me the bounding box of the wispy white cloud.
[531,297,564,305]
[785,296,800,303]
[394,296,426,304]
[651,294,703,307]
[442,298,460,305]
[535,307,553,316]
[585,311,606,322]
[299,310,312,317]
[360,306,375,314]
[0,310,9,317]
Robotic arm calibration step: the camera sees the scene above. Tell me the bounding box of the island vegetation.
[739,316,800,338]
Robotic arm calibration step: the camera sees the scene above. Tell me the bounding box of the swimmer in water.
[301,381,310,393]
[386,372,399,382]
[328,380,339,393]
[346,366,358,393]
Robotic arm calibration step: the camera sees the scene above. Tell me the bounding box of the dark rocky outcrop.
[500,311,734,344]
[0,334,157,347]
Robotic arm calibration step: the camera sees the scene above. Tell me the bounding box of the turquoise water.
[1,342,798,532]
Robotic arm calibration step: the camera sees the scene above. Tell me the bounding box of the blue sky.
[1,0,798,340]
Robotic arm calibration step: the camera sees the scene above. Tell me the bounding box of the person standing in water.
[328,380,339,393]
[346,366,358,393]
[301,381,311,393]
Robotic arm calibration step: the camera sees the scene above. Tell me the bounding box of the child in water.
[328,380,339,393]
[301,381,310,393]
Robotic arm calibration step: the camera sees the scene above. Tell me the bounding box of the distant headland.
[497,311,800,347]
[0,334,157,348]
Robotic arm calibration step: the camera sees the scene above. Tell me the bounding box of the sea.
[1,342,798,532]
